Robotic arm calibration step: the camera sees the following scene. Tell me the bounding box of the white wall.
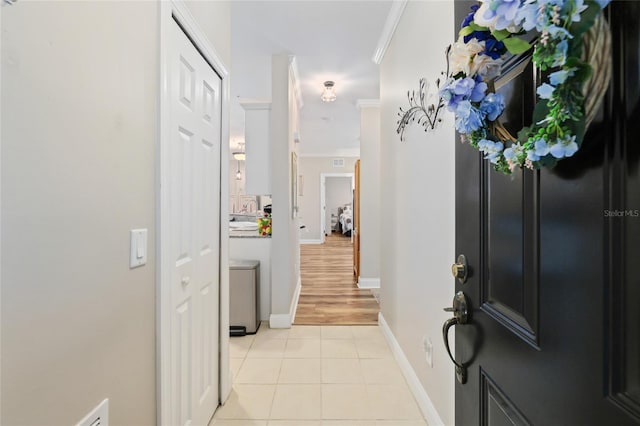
[358,103,381,281]
[379,1,456,425]
[269,55,301,326]
[298,157,359,241]
[0,2,230,425]
[325,177,353,233]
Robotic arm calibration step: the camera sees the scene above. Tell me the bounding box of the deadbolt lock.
[451,254,468,283]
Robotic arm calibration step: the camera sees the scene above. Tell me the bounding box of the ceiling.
[230,1,393,157]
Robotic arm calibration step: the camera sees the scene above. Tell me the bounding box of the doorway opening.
[295,170,378,325]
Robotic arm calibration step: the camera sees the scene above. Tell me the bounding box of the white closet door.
[168,19,221,426]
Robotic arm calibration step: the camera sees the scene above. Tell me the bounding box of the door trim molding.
[158,1,231,424]
[378,312,445,426]
[320,173,355,242]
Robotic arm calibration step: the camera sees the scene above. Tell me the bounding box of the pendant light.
[235,160,242,180]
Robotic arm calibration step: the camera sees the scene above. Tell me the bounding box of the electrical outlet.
[423,336,434,368]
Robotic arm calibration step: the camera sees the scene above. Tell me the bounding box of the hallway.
[296,234,379,325]
[214,324,426,425]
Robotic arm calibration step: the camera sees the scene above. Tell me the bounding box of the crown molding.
[239,98,272,110]
[371,0,408,65]
[356,99,381,110]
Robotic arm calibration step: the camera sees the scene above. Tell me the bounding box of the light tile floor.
[211,324,427,426]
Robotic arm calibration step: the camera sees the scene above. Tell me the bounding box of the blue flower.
[503,142,524,161]
[549,68,574,85]
[526,150,539,161]
[453,77,476,96]
[549,136,579,158]
[537,83,555,99]
[439,80,463,111]
[547,25,571,39]
[482,38,506,59]
[484,0,523,30]
[462,4,480,28]
[503,147,516,160]
[479,93,505,121]
[595,0,611,9]
[471,80,488,102]
[534,138,551,157]
[478,139,504,164]
[552,39,569,67]
[571,0,588,22]
[455,101,485,134]
[516,2,541,31]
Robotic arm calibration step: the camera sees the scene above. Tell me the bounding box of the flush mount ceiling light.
[321,81,336,103]
[232,141,246,161]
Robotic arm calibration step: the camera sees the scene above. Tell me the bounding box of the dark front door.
[453,1,640,424]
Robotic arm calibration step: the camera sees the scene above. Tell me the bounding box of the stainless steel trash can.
[229,259,260,335]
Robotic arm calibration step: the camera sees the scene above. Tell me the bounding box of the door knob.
[442,291,469,384]
[451,254,468,283]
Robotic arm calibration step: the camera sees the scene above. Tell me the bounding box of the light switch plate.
[130,229,148,268]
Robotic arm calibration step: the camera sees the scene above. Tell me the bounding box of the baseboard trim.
[357,277,380,289]
[300,239,323,245]
[290,275,302,324]
[378,312,445,426]
[269,277,302,329]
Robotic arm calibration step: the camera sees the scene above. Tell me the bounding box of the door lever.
[442,291,469,384]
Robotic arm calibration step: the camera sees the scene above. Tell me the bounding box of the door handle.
[442,291,469,384]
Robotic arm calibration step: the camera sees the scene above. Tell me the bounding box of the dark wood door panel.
[455,1,640,425]
[481,57,539,347]
[607,1,640,420]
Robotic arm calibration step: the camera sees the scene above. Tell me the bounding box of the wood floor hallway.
[295,233,379,325]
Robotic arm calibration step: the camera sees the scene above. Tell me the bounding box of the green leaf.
[565,116,586,147]
[538,155,558,168]
[459,26,475,37]
[570,1,600,38]
[491,29,511,41]
[517,126,531,143]
[469,22,489,32]
[503,37,532,54]
[531,100,551,125]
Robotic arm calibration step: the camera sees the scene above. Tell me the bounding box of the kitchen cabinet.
[240,99,271,195]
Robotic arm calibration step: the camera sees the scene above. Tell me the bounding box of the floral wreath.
[440,0,611,174]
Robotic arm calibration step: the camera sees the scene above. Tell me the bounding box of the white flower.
[449,36,485,76]
[471,54,503,79]
[449,35,503,79]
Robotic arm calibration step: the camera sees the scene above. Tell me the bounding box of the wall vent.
[76,399,109,426]
[332,158,345,168]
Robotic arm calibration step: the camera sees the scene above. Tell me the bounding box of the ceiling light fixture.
[321,81,336,103]
[235,160,242,180]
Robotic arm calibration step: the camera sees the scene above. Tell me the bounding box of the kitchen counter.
[230,230,272,238]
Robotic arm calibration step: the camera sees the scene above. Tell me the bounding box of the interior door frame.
[158,1,231,424]
[319,173,355,243]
